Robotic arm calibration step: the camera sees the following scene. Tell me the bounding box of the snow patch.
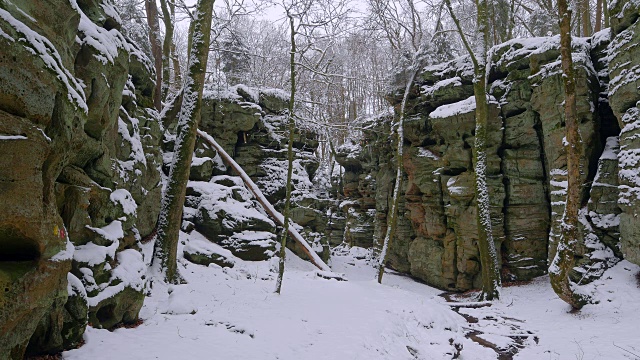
[110,189,137,216]
[430,96,476,119]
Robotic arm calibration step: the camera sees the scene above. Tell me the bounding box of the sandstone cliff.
[0,1,161,357]
[0,2,323,358]
[337,24,640,291]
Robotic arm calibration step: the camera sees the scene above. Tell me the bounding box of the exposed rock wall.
[609,0,640,264]
[0,1,160,357]
[0,3,326,355]
[338,31,633,291]
[162,85,330,264]
[335,116,391,250]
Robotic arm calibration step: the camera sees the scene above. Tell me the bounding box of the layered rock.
[609,0,640,264]
[162,85,330,264]
[335,116,389,250]
[338,34,628,290]
[0,1,160,357]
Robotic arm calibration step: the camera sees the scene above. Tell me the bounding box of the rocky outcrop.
[161,85,331,263]
[0,1,159,357]
[338,33,631,291]
[0,3,328,355]
[335,116,390,250]
[609,0,640,264]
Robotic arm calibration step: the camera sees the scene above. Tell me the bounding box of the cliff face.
[2,0,639,357]
[337,25,639,291]
[609,0,640,265]
[0,2,325,358]
[163,85,330,264]
[0,0,161,357]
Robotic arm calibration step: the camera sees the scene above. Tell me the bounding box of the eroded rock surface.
[337,33,633,291]
[0,1,159,357]
[162,86,331,263]
[609,1,640,265]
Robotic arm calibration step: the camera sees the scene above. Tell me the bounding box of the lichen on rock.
[0,0,160,357]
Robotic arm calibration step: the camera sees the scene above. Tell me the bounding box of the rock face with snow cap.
[338,33,631,291]
[0,0,161,357]
[162,85,329,263]
[608,1,640,265]
[185,177,277,261]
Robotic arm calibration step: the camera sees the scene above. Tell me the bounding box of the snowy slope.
[62,235,640,360]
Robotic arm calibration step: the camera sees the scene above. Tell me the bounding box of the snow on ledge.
[110,189,137,216]
[430,96,476,119]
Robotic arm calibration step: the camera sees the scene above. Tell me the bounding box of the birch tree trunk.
[152,0,215,283]
[445,0,501,300]
[548,0,590,309]
[377,70,416,284]
[144,0,163,111]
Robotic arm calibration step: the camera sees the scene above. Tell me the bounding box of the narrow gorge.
[1,0,639,358]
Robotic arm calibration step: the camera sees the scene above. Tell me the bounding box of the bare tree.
[548,0,590,310]
[579,0,592,36]
[153,0,215,283]
[594,0,602,32]
[158,0,175,96]
[376,64,417,284]
[445,0,501,300]
[273,0,351,293]
[145,0,164,110]
[368,0,434,284]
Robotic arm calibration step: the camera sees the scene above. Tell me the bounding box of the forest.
[0,0,639,358]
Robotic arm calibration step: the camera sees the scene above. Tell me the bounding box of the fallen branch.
[197,129,341,277]
[614,343,640,359]
[445,301,492,309]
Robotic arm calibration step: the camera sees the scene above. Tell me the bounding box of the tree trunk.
[377,70,415,284]
[276,13,298,294]
[473,0,501,301]
[159,0,173,98]
[445,0,501,300]
[581,0,592,36]
[144,0,163,111]
[472,76,501,301]
[507,0,516,41]
[169,1,181,89]
[548,0,590,310]
[594,0,603,32]
[171,43,182,90]
[152,0,215,283]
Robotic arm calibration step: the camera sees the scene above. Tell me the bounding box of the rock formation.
[337,26,640,291]
[0,0,160,357]
[609,0,640,265]
[163,85,331,264]
[0,3,324,358]
[2,0,640,358]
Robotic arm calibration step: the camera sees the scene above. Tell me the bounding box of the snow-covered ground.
[506,262,640,360]
[63,235,640,360]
